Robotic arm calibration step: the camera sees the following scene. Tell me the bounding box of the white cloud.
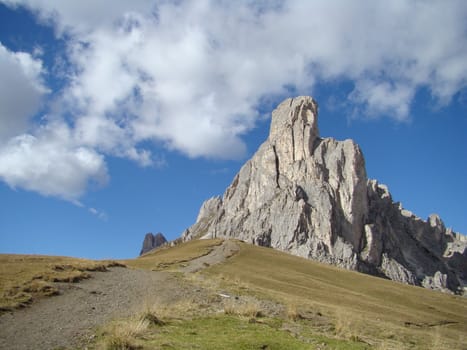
[0,120,108,201]
[55,0,467,123]
[1,0,467,199]
[349,80,415,121]
[1,0,154,36]
[89,207,108,220]
[0,43,48,142]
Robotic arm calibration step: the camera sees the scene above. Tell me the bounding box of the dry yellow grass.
[286,303,302,321]
[99,317,149,350]
[203,241,467,349]
[223,299,264,318]
[0,254,125,311]
[141,299,199,321]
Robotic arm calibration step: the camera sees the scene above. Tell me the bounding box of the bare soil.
[0,241,239,350]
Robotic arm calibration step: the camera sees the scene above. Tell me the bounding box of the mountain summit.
[183,96,466,294]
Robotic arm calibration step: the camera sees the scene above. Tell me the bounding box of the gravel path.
[0,268,179,350]
[0,240,240,350]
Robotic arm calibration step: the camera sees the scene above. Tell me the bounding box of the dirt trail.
[180,239,239,273]
[0,268,170,350]
[0,240,240,350]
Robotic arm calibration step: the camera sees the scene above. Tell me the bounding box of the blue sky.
[0,1,466,259]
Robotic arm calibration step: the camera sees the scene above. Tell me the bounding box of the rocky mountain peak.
[269,96,319,161]
[139,232,167,256]
[182,96,466,294]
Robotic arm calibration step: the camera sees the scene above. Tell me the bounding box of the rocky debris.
[139,232,167,256]
[182,96,467,294]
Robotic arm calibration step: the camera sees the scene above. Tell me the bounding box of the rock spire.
[182,96,466,294]
[139,232,167,256]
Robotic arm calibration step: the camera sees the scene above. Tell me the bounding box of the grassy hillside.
[203,241,467,349]
[116,239,466,350]
[2,240,465,349]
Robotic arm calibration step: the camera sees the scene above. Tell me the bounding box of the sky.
[0,0,466,259]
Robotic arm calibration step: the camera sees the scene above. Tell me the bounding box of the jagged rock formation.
[183,96,467,294]
[139,232,167,256]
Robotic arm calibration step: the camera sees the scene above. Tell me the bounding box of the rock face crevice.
[182,96,467,294]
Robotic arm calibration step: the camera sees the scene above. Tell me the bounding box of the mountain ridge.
[182,96,467,294]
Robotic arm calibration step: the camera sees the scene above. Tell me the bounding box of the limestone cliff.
[182,96,466,294]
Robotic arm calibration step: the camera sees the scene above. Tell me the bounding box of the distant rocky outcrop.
[139,232,167,256]
[182,96,467,294]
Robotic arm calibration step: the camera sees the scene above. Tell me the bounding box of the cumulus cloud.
[0,43,48,142]
[0,43,108,201]
[1,0,154,36]
[0,120,108,201]
[1,0,467,199]
[46,1,467,119]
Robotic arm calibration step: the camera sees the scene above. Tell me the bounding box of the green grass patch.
[122,315,369,350]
